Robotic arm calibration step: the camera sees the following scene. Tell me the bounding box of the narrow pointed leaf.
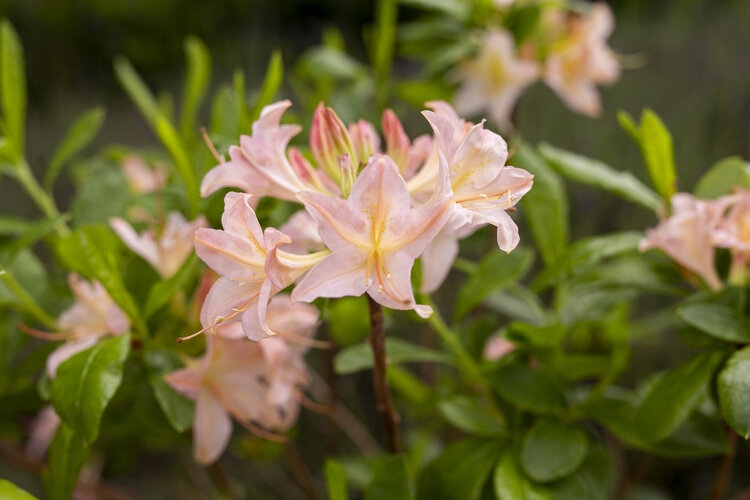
[455,248,533,321]
[180,36,211,140]
[145,348,194,433]
[335,338,451,375]
[634,350,727,442]
[114,57,159,125]
[539,143,661,212]
[640,109,676,200]
[616,111,640,146]
[45,107,106,190]
[0,20,26,158]
[50,333,131,444]
[325,459,350,500]
[515,142,569,266]
[43,423,88,500]
[676,301,750,343]
[249,51,284,122]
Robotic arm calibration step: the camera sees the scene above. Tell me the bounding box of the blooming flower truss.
[452,2,620,131]
[192,100,532,340]
[640,191,743,290]
[46,274,131,378]
[165,294,318,465]
[110,211,207,279]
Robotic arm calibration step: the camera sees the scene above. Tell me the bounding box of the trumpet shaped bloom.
[46,274,130,378]
[544,3,620,117]
[110,212,207,279]
[165,322,313,465]
[194,192,327,340]
[640,193,730,291]
[453,29,540,133]
[292,154,452,317]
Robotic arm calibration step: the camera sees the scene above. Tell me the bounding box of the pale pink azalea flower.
[165,333,310,465]
[292,154,452,317]
[483,335,517,361]
[194,192,328,340]
[121,155,168,194]
[544,3,620,117]
[201,100,336,202]
[110,212,207,279]
[408,102,534,292]
[453,29,540,133]
[46,274,130,378]
[640,193,732,291]
[278,210,326,255]
[711,189,750,258]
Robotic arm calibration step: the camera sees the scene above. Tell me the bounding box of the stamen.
[295,389,332,414]
[236,418,288,443]
[17,323,77,341]
[201,127,225,163]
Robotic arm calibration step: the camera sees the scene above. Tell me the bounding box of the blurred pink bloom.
[453,29,540,132]
[409,102,534,292]
[110,212,207,279]
[121,155,168,194]
[640,193,731,291]
[25,405,61,461]
[194,192,327,340]
[292,154,452,317]
[165,301,316,465]
[483,335,517,361]
[544,3,620,117]
[46,274,130,378]
[712,188,750,257]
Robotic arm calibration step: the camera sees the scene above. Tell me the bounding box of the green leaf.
[43,423,88,500]
[55,226,144,332]
[520,419,588,483]
[718,346,750,438]
[494,453,552,500]
[455,248,533,321]
[45,107,106,191]
[532,232,642,290]
[154,114,199,215]
[365,455,413,500]
[0,480,37,500]
[438,395,507,437]
[144,253,200,318]
[180,36,211,140]
[326,296,371,346]
[693,156,750,199]
[398,0,470,20]
[616,110,640,146]
[639,109,676,201]
[539,143,661,212]
[493,364,566,415]
[325,459,349,500]
[249,50,284,122]
[50,333,131,444]
[634,350,727,442]
[514,143,569,267]
[484,286,548,326]
[335,338,451,375]
[0,20,26,159]
[297,46,367,82]
[676,301,750,343]
[210,84,240,138]
[417,438,503,500]
[114,57,160,125]
[145,347,194,433]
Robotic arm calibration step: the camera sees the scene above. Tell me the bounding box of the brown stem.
[207,462,240,500]
[367,296,401,453]
[711,428,738,500]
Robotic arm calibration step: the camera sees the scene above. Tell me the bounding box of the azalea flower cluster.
[454,2,620,131]
[194,99,534,341]
[640,188,750,290]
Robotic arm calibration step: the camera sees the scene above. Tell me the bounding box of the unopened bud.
[310,103,358,183]
[382,109,411,172]
[349,119,380,168]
